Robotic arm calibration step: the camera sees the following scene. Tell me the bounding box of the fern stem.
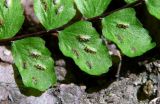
[0,0,144,45]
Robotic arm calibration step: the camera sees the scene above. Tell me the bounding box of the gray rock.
[0,86,9,101]
[55,66,67,81]
[0,46,13,64]
[59,84,85,104]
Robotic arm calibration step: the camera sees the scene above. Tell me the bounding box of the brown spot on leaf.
[30,51,41,58]
[77,35,91,42]
[84,46,97,54]
[72,48,79,58]
[34,64,46,71]
[116,24,129,29]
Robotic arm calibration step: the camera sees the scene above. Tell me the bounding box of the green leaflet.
[145,0,160,20]
[74,0,111,18]
[12,37,56,91]
[0,0,24,39]
[124,0,137,4]
[102,8,156,57]
[58,21,112,75]
[34,0,76,30]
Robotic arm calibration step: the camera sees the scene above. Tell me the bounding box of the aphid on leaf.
[86,61,92,69]
[32,77,38,85]
[116,23,129,29]
[34,64,46,71]
[84,45,97,54]
[77,35,91,42]
[72,48,79,58]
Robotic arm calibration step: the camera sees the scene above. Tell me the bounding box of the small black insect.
[77,35,91,42]
[116,24,129,29]
[86,61,92,69]
[34,64,46,71]
[84,45,97,54]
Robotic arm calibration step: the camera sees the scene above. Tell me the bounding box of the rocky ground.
[0,46,160,104]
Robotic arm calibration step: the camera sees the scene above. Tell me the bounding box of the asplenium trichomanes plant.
[0,0,159,91]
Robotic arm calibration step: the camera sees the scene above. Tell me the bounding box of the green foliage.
[124,0,137,3]
[102,8,156,57]
[12,37,56,91]
[58,21,112,75]
[0,0,158,91]
[34,0,76,30]
[74,0,111,18]
[0,0,24,39]
[145,0,160,20]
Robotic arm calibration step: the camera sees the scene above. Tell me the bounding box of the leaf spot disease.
[34,64,46,71]
[30,51,41,58]
[77,35,91,42]
[116,23,129,29]
[84,45,97,54]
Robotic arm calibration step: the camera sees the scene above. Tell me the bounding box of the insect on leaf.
[102,8,156,57]
[34,0,76,30]
[12,37,57,91]
[59,21,112,75]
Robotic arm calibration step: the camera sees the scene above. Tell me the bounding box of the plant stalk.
[0,0,144,45]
